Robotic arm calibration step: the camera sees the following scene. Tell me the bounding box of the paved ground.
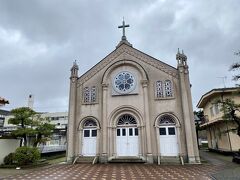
[200,150,240,180]
[0,150,239,180]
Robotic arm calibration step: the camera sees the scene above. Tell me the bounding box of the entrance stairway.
[73,156,97,164]
[109,156,145,163]
[159,156,181,165]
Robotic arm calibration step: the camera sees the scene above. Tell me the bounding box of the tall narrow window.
[83,86,98,103]
[156,81,164,98]
[165,80,173,97]
[214,103,220,115]
[84,87,90,103]
[91,86,97,102]
[210,106,214,117]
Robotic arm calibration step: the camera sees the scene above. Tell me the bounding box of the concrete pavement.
[1,150,239,180]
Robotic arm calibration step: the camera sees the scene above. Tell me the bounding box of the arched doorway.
[82,119,98,156]
[158,114,179,156]
[116,114,139,156]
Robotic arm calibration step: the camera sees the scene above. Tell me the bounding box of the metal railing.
[38,144,66,153]
[200,115,209,124]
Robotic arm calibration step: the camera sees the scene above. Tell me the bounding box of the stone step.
[75,156,95,164]
[109,157,145,163]
[160,156,181,165]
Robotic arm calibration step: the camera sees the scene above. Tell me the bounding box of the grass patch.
[0,161,49,169]
[41,152,66,160]
[41,152,66,164]
[47,157,66,165]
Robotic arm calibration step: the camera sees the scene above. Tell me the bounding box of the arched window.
[158,114,175,126]
[156,80,164,98]
[83,119,97,128]
[117,114,137,126]
[165,80,173,97]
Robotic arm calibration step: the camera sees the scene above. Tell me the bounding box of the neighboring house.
[0,109,10,129]
[0,97,11,136]
[2,111,68,153]
[197,87,240,152]
[0,98,20,165]
[1,115,17,136]
[67,21,200,164]
[40,112,67,153]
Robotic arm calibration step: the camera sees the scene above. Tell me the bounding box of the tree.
[9,107,55,147]
[217,99,240,136]
[194,110,205,148]
[216,98,240,137]
[9,107,36,146]
[213,54,240,136]
[32,115,55,147]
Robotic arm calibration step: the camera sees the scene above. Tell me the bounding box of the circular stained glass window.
[113,71,136,94]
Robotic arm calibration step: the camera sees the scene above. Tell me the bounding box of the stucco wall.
[76,58,185,157]
[68,43,199,163]
[0,139,20,164]
[202,90,240,152]
[206,122,240,151]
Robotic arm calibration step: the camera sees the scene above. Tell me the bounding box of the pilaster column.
[137,126,143,156]
[185,69,200,163]
[155,126,161,165]
[100,83,108,163]
[78,129,83,155]
[141,80,153,163]
[112,126,117,157]
[96,128,100,156]
[66,77,77,162]
[179,68,197,163]
[176,125,182,156]
[140,125,145,157]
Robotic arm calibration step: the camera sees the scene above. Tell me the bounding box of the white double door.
[116,127,139,156]
[159,126,179,156]
[82,128,97,156]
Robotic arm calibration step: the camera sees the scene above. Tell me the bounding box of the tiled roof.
[197,87,240,108]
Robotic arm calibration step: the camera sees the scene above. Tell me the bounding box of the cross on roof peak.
[118,18,130,41]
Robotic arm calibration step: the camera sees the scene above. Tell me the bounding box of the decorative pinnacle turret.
[176,48,187,66]
[71,60,79,78]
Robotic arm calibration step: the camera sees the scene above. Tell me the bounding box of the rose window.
[113,71,136,94]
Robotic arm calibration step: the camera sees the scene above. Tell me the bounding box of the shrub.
[3,153,15,165]
[14,146,40,166]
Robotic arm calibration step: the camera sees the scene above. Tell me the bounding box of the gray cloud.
[0,0,239,112]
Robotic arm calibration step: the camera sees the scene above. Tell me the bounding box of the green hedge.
[3,153,15,165]
[14,147,40,166]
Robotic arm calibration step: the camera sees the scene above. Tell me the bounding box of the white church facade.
[67,21,200,164]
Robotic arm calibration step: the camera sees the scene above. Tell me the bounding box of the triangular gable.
[78,42,178,85]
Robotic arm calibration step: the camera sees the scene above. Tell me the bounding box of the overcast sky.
[0,0,239,112]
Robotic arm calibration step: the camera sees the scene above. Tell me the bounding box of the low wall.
[0,139,20,164]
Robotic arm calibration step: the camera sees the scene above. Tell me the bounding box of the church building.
[67,21,200,164]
